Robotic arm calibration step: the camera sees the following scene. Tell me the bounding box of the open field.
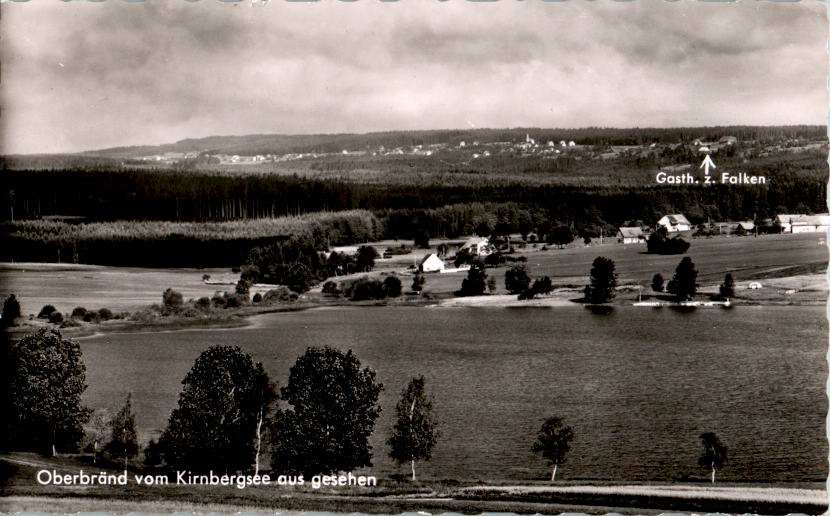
[349,232,828,301]
[1,453,826,515]
[3,232,825,322]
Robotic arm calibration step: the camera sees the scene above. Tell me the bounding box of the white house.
[617,227,645,244]
[657,214,692,233]
[776,214,829,233]
[418,253,445,273]
[459,236,494,256]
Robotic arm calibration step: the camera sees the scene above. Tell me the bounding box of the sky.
[1,0,827,154]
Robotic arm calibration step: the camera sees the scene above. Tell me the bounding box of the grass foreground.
[1,453,827,515]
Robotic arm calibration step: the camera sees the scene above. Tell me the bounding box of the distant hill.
[75,126,826,159]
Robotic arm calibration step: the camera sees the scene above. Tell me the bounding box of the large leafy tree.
[584,256,617,304]
[271,346,383,476]
[105,393,139,468]
[532,416,574,482]
[698,432,727,483]
[668,257,698,301]
[388,376,438,481]
[4,328,91,455]
[458,259,487,296]
[159,346,276,473]
[505,265,531,295]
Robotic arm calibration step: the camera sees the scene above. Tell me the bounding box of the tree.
[584,257,617,304]
[414,230,430,249]
[719,273,735,298]
[651,273,664,292]
[83,409,110,464]
[1,294,21,327]
[4,328,90,455]
[532,276,553,296]
[235,278,252,297]
[458,259,487,296]
[698,432,727,483]
[486,276,497,294]
[271,347,383,476]
[355,246,379,273]
[505,265,531,294]
[532,416,574,481]
[411,272,425,293]
[388,376,438,481]
[162,288,183,308]
[159,346,276,472]
[105,393,139,469]
[667,257,698,301]
[383,276,403,298]
[547,225,575,248]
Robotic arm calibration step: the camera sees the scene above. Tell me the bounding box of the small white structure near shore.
[419,253,445,273]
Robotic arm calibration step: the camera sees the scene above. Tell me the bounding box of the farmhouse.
[419,253,445,273]
[775,214,829,233]
[617,227,646,244]
[734,221,755,235]
[657,214,692,233]
[460,236,494,256]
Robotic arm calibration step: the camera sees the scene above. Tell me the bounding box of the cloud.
[0,0,826,154]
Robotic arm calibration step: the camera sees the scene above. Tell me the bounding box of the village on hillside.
[129,134,824,166]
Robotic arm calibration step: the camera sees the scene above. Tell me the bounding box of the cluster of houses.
[616,212,829,244]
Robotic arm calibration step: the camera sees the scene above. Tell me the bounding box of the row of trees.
[2,324,730,482]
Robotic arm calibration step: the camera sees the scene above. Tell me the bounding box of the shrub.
[224,294,246,309]
[196,297,212,310]
[252,292,263,303]
[652,273,665,292]
[48,311,64,324]
[211,293,226,308]
[71,307,88,319]
[263,287,293,304]
[349,278,387,301]
[60,318,81,328]
[162,288,183,307]
[97,308,114,321]
[322,281,342,297]
[37,305,58,319]
[82,312,100,323]
[505,265,531,294]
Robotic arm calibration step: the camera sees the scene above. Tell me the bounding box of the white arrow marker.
[700,154,716,175]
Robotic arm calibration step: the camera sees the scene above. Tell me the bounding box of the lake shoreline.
[6,274,826,340]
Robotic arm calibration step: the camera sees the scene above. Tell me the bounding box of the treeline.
[1,177,825,267]
[2,159,824,224]
[44,125,828,159]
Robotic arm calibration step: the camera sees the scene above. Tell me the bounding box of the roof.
[618,227,644,238]
[736,221,755,230]
[660,214,691,226]
[418,253,443,266]
[461,236,489,249]
[776,214,830,226]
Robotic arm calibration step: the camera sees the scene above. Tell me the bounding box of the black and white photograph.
[0,0,828,514]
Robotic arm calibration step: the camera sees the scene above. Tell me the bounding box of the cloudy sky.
[1,0,827,154]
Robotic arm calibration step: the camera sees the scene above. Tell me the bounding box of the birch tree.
[159,345,276,472]
[698,432,727,483]
[532,416,574,481]
[388,376,438,481]
[105,393,139,469]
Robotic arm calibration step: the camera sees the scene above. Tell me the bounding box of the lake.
[79,305,828,483]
